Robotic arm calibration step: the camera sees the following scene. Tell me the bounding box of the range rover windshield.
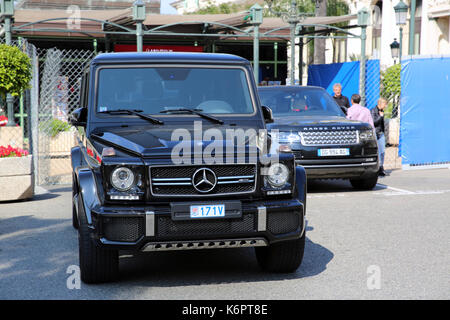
[96,66,255,116]
[259,87,345,117]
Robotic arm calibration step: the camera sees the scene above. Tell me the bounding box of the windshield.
[259,87,345,117]
[96,66,255,115]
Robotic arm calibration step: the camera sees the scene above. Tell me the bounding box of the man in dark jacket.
[371,98,388,176]
[332,83,350,115]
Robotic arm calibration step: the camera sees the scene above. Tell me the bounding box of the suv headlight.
[266,163,289,188]
[359,129,376,141]
[111,167,135,191]
[272,131,301,144]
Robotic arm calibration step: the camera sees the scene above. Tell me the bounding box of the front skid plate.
[141,238,268,252]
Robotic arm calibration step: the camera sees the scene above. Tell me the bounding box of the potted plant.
[38,118,76,180]
[0,145,33,201]
[0,44,32,148]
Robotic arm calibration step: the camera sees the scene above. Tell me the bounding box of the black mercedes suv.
[258,86,379,190]
[69,52,307,283]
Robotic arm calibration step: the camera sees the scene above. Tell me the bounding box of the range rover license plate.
[190,204,225,219]
[318,148,350,156]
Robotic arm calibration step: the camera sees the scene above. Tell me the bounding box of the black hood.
[90,122,263,158]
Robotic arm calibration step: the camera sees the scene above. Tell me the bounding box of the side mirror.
[261,105,274,124]
[69,107,87,127]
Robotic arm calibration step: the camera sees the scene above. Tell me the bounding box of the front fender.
[71,146,84,171]
[295,165,307,212]
[75,167,101,226]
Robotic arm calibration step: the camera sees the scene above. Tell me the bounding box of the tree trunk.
[314,0,327,65]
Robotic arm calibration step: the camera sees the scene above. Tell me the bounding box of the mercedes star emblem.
[192,168,217,193]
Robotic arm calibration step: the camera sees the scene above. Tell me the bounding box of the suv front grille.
[102,217,144,242]
[267,211,301,235]
[156,213,257,237]
[300,130,358,146]
[150,164,257,197]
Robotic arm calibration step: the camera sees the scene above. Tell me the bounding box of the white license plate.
[318,148,350,156]
[190,204,225,218]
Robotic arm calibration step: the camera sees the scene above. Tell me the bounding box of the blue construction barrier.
[400,56,450,168]
[307,60,380,110]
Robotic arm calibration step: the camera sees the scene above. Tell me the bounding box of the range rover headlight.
[266,163,290,188]
[359,129,376,141]
[272,131,301,144]
[111,167,135,191]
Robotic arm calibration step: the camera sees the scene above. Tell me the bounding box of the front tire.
[255,232,305,273]
[78,197,119,284]
[350,174,379,190]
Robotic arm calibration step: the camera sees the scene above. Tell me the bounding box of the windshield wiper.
[160,108,224,125]
[99,109,163,125]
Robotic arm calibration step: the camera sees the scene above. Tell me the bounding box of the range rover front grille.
[150,164,257,197]
[300,130,358,146]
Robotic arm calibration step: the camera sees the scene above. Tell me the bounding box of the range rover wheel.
[350,174,379,190]
[78,197,118,284]
[255,232,305,273]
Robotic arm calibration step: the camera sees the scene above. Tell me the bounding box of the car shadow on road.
[117,231,333,287]
[0,213,333,298]
[307,179,387,193]
[0,215,80,299]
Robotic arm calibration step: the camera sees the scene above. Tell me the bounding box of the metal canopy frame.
[9,18,362,40]
[12,17,135,35]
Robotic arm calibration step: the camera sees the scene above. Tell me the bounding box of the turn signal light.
[278,144,292,153]
[102,147,116,157]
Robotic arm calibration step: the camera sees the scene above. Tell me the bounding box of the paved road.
[0,169,449,299]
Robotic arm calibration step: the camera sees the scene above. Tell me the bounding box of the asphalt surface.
[0,168,449,300]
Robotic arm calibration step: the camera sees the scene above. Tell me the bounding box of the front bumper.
[87,199,305,251]
[296,157,379,179]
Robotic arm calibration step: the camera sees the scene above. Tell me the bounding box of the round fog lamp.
[111,167,135,191]
[267,163,289,188]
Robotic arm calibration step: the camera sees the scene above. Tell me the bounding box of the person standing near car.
[371,98,388,177]
[332,83,350,115]
[346,94,374,128]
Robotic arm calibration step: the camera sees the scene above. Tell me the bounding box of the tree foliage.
[188,0,250,14]
[326,0,349,17]
[380,63,401,118]
[264,0,348,18]
[189,0,349,21]
[381,64,401,99]
[0,44,32,101]
[265,0,315,17]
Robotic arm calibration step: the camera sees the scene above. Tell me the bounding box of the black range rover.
[70,52,307,283]
[259,86,379,190]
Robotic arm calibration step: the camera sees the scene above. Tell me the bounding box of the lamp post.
[250,4,263,84]
[394,0,408,62]
[357,7,370,106]
[266,0,316,85]
[408,0,416,55]
[132,0,146,52]
[0,0,15,126]
[390,38,400,64]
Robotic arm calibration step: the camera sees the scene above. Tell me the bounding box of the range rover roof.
[92,52,249,65]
